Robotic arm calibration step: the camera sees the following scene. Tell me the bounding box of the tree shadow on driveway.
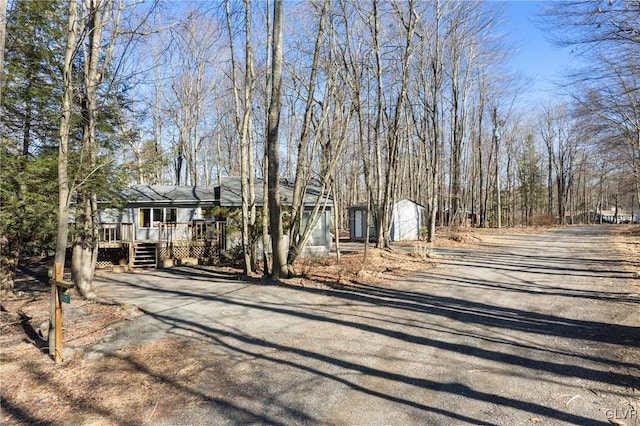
[140,305,618,426]
[98,266,638,425]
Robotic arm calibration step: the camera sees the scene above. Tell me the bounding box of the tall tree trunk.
[450,52,462,226]
[477,90,485,227]
[267,0,287,279]
[427,0,443,243]
[261,0,272,276]
[332,183,341,264]
[341,5,372,260]
[51,0,78,356]
[246,0,256,273]
[226,0,253,275]
[372,0,386,248]
[492,107,502,229]
[506,138,514,227]
[547,142,553,216]
[72,0,104,298]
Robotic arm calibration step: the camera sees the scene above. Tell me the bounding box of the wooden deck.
[97,223,134,247]
[97,221,227,268]
[97,221,225,246]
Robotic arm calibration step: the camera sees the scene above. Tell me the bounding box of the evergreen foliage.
[1,0,130,294]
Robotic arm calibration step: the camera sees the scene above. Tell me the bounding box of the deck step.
[133,243,157,268]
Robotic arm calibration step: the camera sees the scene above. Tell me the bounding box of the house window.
[166,208,177,222]
[153,208,163,226]
[140,208,152,228]
[301,211,326,246]
[139,208,178,228]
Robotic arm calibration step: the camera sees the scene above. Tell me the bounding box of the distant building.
[348,199,424,242]
[596,207,633,224]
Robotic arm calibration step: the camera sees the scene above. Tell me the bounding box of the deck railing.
[98,223,134,243]
[97,221,225,249]
[158,221,226,247]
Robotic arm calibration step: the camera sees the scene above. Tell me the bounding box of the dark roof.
[124,177,332,208]
[124,185,217,204]
[346,202,368,210]
[218,177,332,207]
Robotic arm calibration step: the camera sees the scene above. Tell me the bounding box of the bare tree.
[336,0,374,259]
[226,0,256,275]
[572,55,640,211]
[285,0,330,269]
[424,0,445,242]
[71,0,109,298]
[161,7,224,185]
[516,132,544,225]
[543,1,640,210]
[491,106,502,228]
[446,2,477,225]
[50,0,78,357]
[539,104,578,224]
[69,0,158,297]
[378,0,417,247]
[260,0,272,276]
[267,0,286,279]
[345,0,418,248]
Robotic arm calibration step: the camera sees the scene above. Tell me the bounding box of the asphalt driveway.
[93,226,640,425]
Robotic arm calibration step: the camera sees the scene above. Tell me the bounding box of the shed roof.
[347,198,424,210]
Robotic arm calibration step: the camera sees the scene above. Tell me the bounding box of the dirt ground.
[1,225,638,425]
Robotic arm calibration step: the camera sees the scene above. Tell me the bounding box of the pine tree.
[1,1,67,296]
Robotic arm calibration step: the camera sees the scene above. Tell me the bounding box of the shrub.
[531,214,557,227]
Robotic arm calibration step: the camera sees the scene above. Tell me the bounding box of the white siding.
[390,199,422,241]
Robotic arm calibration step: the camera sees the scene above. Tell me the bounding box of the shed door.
[354,210,363,239]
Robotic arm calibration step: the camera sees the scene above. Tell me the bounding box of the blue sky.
[500,1,578,105]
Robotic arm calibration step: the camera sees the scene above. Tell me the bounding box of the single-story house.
[347,199,424,242]
[97,177,332,268]
[597,207,633,224]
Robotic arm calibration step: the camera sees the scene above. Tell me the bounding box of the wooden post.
[54,262,63,363]
[48,271,57,359]
[128,243,134,270]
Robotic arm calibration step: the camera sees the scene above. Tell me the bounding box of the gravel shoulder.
[2,225,639,425]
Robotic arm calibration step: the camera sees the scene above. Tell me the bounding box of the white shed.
[348,199,424,242]
[390,199,424,241]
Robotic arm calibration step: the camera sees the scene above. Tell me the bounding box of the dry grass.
[607,224,640,276]
[425,224,559,248]
[2,335,212,425]
[290,246,437,289]
[1,282,148,425]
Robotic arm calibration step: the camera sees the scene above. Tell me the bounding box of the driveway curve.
[94,226,640,425]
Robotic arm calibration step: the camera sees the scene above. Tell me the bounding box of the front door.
[354,210,363,239]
